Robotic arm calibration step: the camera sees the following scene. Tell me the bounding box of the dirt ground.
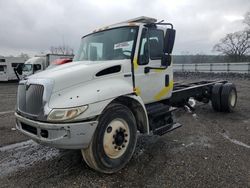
[0,73,249,188]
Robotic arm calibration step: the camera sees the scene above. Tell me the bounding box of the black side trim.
[96,65,121,77]
[21,122,37,135]
[131,28,139,88]
[165,75,169,87]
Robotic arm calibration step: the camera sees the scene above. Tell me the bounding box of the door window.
[138,28,164,65]
[34,64,41,71]
[0,65,5,72]
[149,29,164,59]
[138,28,149,65]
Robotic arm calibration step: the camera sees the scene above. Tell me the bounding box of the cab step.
[146,102,176,118]
[153,122,182,136]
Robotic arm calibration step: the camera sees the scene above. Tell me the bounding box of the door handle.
[124,73,132,77]
[144,66,168,74]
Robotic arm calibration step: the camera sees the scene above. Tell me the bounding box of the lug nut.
[118,147,121,150]
[112,141,115,145]
[124,140,127,143]
[114,146,117,149]
[122,145,125,148]
[125,134,128,137]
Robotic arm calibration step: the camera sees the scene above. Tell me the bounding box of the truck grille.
[17,84,44,116]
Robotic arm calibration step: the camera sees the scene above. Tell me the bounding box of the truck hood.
[28,60,130,92]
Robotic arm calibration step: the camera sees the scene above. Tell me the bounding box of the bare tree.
[244,11,250,28]
[213,30,250,61]
[50,45,74,55]
[18,53,29,60]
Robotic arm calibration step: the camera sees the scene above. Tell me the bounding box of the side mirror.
[164,28,176,54]
[161,53,171,66]
[16,64,23,75]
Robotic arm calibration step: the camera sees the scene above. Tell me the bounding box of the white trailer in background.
[22,54,74,78]
[0,57,27,81]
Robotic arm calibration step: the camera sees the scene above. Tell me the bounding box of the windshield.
[74,27,138,62]
[22,64,33,72]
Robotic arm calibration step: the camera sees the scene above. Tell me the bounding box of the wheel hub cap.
[115,131,125,146]
[103,119,130,159]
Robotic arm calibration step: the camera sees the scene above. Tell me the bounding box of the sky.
[0,0,249,56]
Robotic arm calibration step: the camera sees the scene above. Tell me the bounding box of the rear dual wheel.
[81,103,137,174]
[211,83,237,112]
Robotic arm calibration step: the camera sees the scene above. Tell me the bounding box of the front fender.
[118,94,149,134]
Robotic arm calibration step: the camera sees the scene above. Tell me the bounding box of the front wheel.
[81,103,137,173]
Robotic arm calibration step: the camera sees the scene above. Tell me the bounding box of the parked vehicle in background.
[0,57,27,81]
[21,54,74,78]
[46,58,73,70]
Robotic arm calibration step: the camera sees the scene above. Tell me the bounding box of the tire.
[211,83,223,112]
[221,83,237,112]
[81,103,137,173]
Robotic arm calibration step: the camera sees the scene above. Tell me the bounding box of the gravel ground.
[0,82,28,147]
[0,74,249,188]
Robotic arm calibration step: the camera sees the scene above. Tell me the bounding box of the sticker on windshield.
[114,41,130,49]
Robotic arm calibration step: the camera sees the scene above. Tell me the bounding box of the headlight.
[47,105,88,122]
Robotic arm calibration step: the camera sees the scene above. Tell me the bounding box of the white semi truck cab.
[22,57,46,77]
[15,17,237,173]
[21,54,74,77]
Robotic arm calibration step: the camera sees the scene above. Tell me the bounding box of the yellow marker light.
[128,22,136,26]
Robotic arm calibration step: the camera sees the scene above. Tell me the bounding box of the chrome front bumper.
[15,113,98,149]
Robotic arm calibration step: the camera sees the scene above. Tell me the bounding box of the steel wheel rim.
[103,118,130,159]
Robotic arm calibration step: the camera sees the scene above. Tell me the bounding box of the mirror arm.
[14,68,20,80]
[144,66,168,74]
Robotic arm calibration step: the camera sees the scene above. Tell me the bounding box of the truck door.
[0,65,8,81]
[133,27,173,104]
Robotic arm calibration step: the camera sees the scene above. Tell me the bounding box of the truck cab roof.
[92,16,158,33]
[25,57,45,64]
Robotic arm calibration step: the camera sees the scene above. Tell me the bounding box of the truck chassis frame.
[145,80,231,136]
[170,80,227,106]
